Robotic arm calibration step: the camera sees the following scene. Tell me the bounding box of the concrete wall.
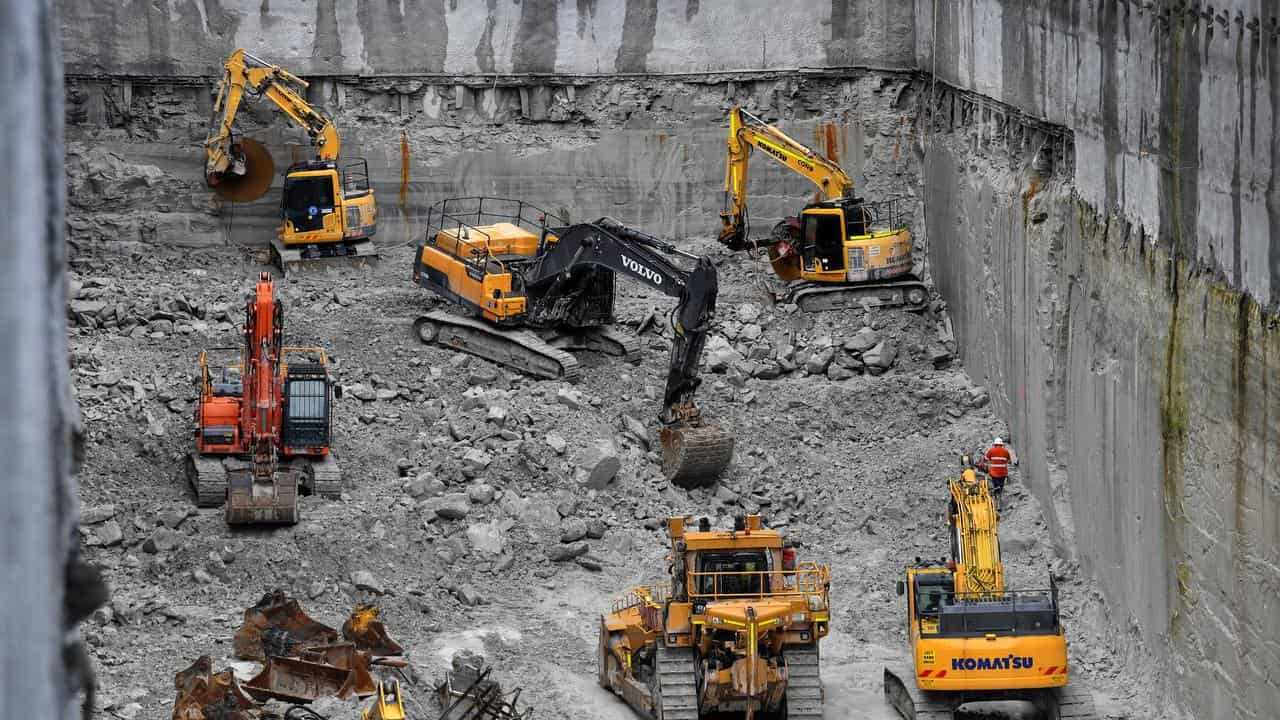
[1,0,81,718]
[919,2,1280,718]
[60,0,916,77]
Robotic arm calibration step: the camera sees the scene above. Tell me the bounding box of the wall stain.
[475,0,497,73]
[312,0,343,71]
[615,0,659,73]
[356,0,448,73]
[1097,0,1121,212]
[576,0,597,40]
[513,0,558,73]
[685,0,699,21]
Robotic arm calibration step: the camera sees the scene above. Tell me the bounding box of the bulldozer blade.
[661,421,735,488]
[208,137,275,203]
[172,655,259,720]
[233,589,339,661]
[343,604,404,656]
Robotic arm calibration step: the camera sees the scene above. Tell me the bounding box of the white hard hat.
[993,437,1004,445]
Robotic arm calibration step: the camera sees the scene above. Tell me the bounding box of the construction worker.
[979,437,1016,508]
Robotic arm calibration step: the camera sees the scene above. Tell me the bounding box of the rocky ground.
[71,235,1134,720]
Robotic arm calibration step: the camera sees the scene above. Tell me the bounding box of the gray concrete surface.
[59,0,917,76]
[1,0,79,718]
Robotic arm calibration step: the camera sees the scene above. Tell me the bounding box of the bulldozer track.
[414,311,580,381]
[784,644,823,719]
[883,665,954,720]
[187,454,227,508]
[654,645,698,720]
[661,422,735,488]
[296,454,342,498]
[791,278,928,312]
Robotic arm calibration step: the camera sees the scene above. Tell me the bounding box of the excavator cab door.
[798,208,847,278]
[282,171,338,234]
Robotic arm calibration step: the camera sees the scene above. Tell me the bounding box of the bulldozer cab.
[693,549,770,597]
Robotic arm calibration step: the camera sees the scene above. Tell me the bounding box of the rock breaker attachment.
[436,652,532,720]
[343,604,404,656]
[660,420,735,488]
[172,655,259,720]
[233,589,339,661]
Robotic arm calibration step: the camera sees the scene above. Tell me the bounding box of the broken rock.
[350,570,385,595]
[575,440,620,490]
[430,493,472,520]
[547,542,589,562]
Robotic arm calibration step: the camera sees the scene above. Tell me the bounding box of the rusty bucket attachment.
[172,655,259,720]
[660,420,735,489]
[343,604,404,656]
[436,652,532,720]
[233,589,339,661]
[225,465,299,526]
[242,650,374,704]
[208,137,275,203]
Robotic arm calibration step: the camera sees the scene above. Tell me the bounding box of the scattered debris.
[436,651,533,720]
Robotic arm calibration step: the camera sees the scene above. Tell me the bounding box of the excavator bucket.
[233,589,339,661]
[225,465,299,526]
[172,655,259,720]
[660,421,735,489]
[343,604,404,656]
[242,651,375,703]
[208,137,275,203]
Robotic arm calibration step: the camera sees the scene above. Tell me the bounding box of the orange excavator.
[188,272,341,524]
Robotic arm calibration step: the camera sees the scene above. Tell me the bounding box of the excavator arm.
[948,472,1005,595]
[522,219,733,485]
[205,48,340,200]
[718,106,854,250]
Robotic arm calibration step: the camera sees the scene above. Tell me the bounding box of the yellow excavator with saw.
[205,48,377,271]
[718,106,926,311]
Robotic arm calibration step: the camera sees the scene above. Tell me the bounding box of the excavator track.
[294,455,342,498]
[660,422,735,488]
[187,454,228,508]
[1044,687,1099,720]
[546,325,642,362]
[270,237,379,275]
[784,644,823,719]
[653,645,698,720]
[413,310,580,381]
[790,278,929,312]
[883,665,954,720]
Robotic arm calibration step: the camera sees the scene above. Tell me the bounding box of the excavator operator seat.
[695,549,769,597]
[212,366,244,397]
[801,211,845,272]
[914,573,954,618]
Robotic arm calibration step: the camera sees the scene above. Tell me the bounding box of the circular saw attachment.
[207,137,275,202]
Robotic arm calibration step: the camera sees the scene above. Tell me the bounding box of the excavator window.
[913,574,954,619]
[695,550,768,597]
[282,175,336,233]
[800,212,845,272]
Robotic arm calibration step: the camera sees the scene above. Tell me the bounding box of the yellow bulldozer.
[599,515,829,719]
[883,464,1096,719]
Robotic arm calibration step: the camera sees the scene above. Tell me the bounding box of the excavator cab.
[282,170,337,234]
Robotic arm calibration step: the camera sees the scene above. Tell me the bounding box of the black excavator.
[411,197,733,486]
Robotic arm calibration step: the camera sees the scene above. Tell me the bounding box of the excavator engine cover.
[208,137,275,202]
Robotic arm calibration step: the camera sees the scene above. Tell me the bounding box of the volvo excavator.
[205,48,377,271]
[599,514,829,720]
[883,464,1096,719]
[718,106,927,311]
[411,197,733,486]
[188,272,342,524]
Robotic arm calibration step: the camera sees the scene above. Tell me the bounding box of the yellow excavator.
[883,463,1095,719]
[599,514,829,720]
[205,48,377,271]
[718,106,926,311]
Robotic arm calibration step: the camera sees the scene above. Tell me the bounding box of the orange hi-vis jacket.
[985,445,1011,478]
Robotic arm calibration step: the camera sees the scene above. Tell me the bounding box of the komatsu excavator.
[718,106,927,311]
[411,197,733,486]
[883,466,1096,719]
[599,515,829,720]
[188,272,341,524]
[205,48,377,271]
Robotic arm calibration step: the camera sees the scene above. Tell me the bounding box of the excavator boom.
[719,106,854,250]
